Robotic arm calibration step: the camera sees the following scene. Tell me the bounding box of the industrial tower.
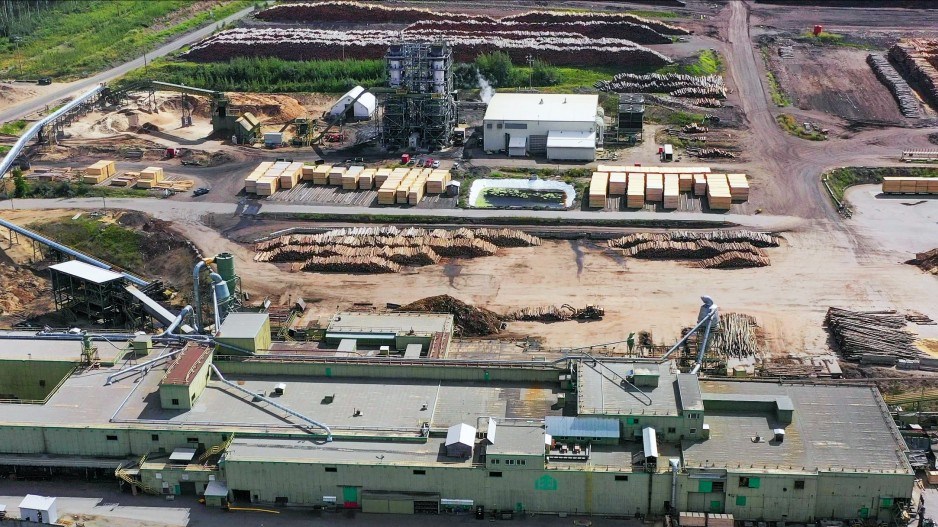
[382,41,457,151]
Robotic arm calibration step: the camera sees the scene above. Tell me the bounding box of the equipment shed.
[547,130,596,161]
[329,86,376,120]
[445,423,476,458]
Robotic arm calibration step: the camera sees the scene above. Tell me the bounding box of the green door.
[342,486,359,509]
[710,500,724,513]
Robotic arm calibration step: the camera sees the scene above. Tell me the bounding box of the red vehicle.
[424,158,434,168]
[401,153,410,164]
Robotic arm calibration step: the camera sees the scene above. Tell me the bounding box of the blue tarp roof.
[545,416,620,439]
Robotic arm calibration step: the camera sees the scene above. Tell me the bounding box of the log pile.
[406,19,672,45]
[295,256,402,274]
[907,248,938,274]
[608,231,776,269]
[824,308,920,361]
[888,39,938,110]
[427,238,498,258]
[472,228,542,247]
[620,240,766,259]
[503,9,689,36]
[867,53,924,118]
[504,305,573,322]
[699,251,770,269]
[687,148,737,159]
[608,230,779,249]
[708,313,760,358]
[596,73,726,99]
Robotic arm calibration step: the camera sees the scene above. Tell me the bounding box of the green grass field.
[0,0,252,79]
[776,114,827,141]
[29,216,145,270]
[658,49,723,76]
[0,120,27,136]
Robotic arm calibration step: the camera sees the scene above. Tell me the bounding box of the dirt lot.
[765,44,908,123]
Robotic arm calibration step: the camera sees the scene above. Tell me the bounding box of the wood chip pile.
[825,308,921,361]
[255,226,540,274]
[399,294,504,337]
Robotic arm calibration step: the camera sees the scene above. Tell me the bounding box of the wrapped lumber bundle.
[645,173,663,202]
[608,172,627,195]
[245,161,274,193]
[473,228,541,247]
[588,172,609,208]
[882,177,938,194]
[255,177,279,196]
[312,164,332,185]
[374,167,393,187]
[328,166,346,185]
[300,255,401,274]
[342,165,363,190]
[301,163,317,181]
[663,174,679,209]
[378,176,403,204]
[726,173,750,200]
[825,308,920,361]
[693,174,708,196]
[426,170,451,194]
[427,237,498,257]
[679,173,693,193]
[699,251,770,269]
[626,173,645,208]
[358,168,376,190]
[706,173,731,210]
[279,162,302,189]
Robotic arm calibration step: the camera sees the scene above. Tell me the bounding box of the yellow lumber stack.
[608,172,627,195]
[358,168,376,190]
[374,168,393,188]
[679,174,693,193]
[627,173,645,208]
[588,171,609,208]
[328,166,346,186]
[279,162,303,189]
[408,173,428,205]
[426,170,451,194]
[663,173,679,209]
[645,173,663,202]
[301,164,316,181]
[882,177,938,194]
[693,174,708,196]
[378,174,403,205]
[83,160,116,184]
[245,161,274,193]
[343,166,363,190]
[255,177,279,196]
[706,174,732,210]
[726,173,749,200]
[312,164,332,185]
[135,166,165,189]
[397,170,420,203]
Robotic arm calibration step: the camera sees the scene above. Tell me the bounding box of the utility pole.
[526,54,534,91]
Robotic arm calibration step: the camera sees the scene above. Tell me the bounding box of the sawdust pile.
[907,248,938,274]
[229,93,307,123]
[0,264,50,316]
[399,295,504,337]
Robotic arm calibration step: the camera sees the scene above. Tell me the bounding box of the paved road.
[4,197,805,231]
[0,2,267,124]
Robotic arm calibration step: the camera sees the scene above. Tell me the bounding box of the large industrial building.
[0,322,914,522]
[482,93,605,161]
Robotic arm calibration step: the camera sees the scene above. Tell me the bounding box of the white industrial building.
[329,86,376,120]
[18,495,57,524]
[482,93,604,161]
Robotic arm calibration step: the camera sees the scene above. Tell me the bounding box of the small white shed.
[444,423,476,458]
[19,495,57,524]
[329,86,376,120]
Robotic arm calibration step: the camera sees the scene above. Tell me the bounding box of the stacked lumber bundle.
[608,230,779,249]
[608,172,627,195]
[342,166,363,190]
[255,177,278,196]
[245,161,274,193]
[135,166,165,189]
[645,173,663,202]
[312,164,332,185]
[278,162,304,189]
[154,179,194,192]
[882,177,938,195]
[328,165,346,185]
[699,251,770,269]
[358,168,375,190]
[301,163,317,181]
[588,172,609,208]
[663,173,679,209]
[693,174,707,196]
[626,173,645,208]
[679,174,693,193]
[706,173,731,210]
[83,160,116,184]
[110,174,138,187]
[726,173,750,200]
[297,256,402,274]
[825,308,920,361]
[374,167,393,187]
[426,170,451,194]
[408,170,430,204]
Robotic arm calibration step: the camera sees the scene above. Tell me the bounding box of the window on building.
[712,481,725,492]
[794,480,805,490]
[187,437,199,443]
[667,427,677,434]
[507,460,514,465]
[520,460,525,465]
[106,435,118,441]
[151,434,159,441]
[496,123,503,129]
[690,428,697,434]
[172,398,180,406]
[492,459,499,465]
[486,123,492,129]
[739,477,749,487]
[413,470,426,475]
[615,475,629,481]
[489,472,502,478]
[736,496,747,506]
[504,123,528,130]
[738,476,760,489]
[324,467,337,473]
[881,498,893,508]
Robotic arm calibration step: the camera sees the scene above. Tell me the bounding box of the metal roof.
[508,136,527,148]
[327,312,453,336]
[577,360,680,417]
[545,416,620,439]
[20,495,56,511]
[204,480,229,497]
[445,423,475,447]
[677,374,704,412]
[217,313,269,340]
[49,260,123,284]
[546,130,595,149]
[484,93,599,123]
[484,423,546,456]
[331,85,376,115]
[169,448,197,463]
[642,427,659,458]
[161,344,212,386]
[683,381,913,474]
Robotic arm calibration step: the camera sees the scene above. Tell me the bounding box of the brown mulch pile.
[399,294,503,337]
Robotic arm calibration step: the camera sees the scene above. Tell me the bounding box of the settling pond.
[468,178,577,209]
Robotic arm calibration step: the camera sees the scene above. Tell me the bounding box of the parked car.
[193,187,210,197]
[431,160,441,169]
[424,158,434,168]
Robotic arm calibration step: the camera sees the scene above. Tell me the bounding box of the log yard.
[0,1,938,526]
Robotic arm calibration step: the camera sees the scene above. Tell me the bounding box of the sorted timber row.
[707,313,761,359]
[595,73,726,99]
[825,308,920,361]
[257,227,541,252]
[867,53,924,118]
[607,230,779,249]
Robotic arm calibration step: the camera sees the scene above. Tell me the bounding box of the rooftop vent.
[773,428,785,443]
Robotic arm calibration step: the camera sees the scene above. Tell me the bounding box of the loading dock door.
[342,486,360,509]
